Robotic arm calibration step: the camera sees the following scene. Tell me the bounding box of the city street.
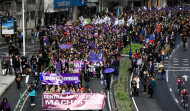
[1,0,190,111]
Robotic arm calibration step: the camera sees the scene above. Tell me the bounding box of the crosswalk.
[153,58,169,66]
[172,58,189,66]
[153,58,190,69]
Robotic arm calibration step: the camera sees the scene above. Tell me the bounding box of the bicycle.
[182,95,188,109]
[178,83,183,96]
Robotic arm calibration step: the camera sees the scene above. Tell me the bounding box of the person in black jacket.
[14,55,20,75]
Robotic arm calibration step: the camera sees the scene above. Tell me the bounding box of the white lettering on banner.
[63,77,78,81]
[43,76,56,81]
[45,100,102,105]
[45,100,54,105]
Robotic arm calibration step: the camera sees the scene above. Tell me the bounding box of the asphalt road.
[0,41,40,110]
[132,36,184,111]
[167,38,190,111]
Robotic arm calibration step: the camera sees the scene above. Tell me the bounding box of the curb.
[0,76,15,96]
[109,74,117,111]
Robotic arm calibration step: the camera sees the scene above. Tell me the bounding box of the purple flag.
[81,37,87,44]
[55,62,60,72]
[91,42,95,49]
[89,51,103,62]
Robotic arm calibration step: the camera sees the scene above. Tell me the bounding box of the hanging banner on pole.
[1,16,14,35]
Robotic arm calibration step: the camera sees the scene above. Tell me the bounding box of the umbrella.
[104,68,115,73]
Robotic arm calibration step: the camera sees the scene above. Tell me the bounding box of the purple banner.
[41,73,80,85]
[60,44,72,49]
[62,61,96,74]
[89,51,103,62]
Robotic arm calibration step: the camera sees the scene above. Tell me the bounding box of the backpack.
[132,80,137,88]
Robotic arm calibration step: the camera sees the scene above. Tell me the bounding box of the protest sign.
[41,73,80,85]
[43,93,105,110]
[62,61,96,74]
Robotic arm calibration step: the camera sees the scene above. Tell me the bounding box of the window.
[26,0,36,4]
[31,11,35,20]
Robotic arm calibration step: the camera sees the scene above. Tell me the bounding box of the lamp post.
[130,31,131,51]
[22,0,25,56]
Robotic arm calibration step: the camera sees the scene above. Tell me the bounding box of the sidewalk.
[0,75,15,96]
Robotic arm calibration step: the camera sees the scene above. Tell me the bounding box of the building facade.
[0,0,44,31]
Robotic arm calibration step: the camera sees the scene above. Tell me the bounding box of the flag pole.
[22,0,25,56]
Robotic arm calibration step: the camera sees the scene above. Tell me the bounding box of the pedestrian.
[14,55,20,75]
[34,69,39,88]
[95,62,101,79]
[131,77,137,96]
[88,62,94,79]
[0,98,11,111]
[29,83,36,106]
[106,73,111,91]
[137,56,142,75]
[142,71,150,94]
[31,29,35,43]
[18,32,22,48]
[1,57,7,76]
[24,65,30,84]
[15,72,21,89]
[157,62,165,80]
[149,77,156,99]
[148,61,154,77]
[9,55,13,75]
[160,48,166,61]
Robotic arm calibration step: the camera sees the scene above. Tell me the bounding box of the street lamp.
[22,0,25,56]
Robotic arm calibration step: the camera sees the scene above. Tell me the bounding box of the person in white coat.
[131,75,140,96]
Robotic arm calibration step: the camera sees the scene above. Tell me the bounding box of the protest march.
[1,3,190,111]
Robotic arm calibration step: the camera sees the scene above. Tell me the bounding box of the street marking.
[175,99,179,103]
[173,61,179,62]
[167,70,190,71]
[15,89,27,109]
[130,73,139,111]
[174,64,179,65]
[173,58,178,60]
[183,61,189,62]
[183,64,189,66]
[182,75,189,81]
[183,59,188,60]
[165,64,169,65]
[169,88,172,91]
[132,97,139,111]
[20,94,29,111]
[130,73,133,95]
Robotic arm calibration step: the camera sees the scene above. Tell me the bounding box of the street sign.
[54,0,85,10]
[182,75,189,81]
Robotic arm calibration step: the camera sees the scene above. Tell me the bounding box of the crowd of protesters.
[130,6,190,99]
[1,4,190,110]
